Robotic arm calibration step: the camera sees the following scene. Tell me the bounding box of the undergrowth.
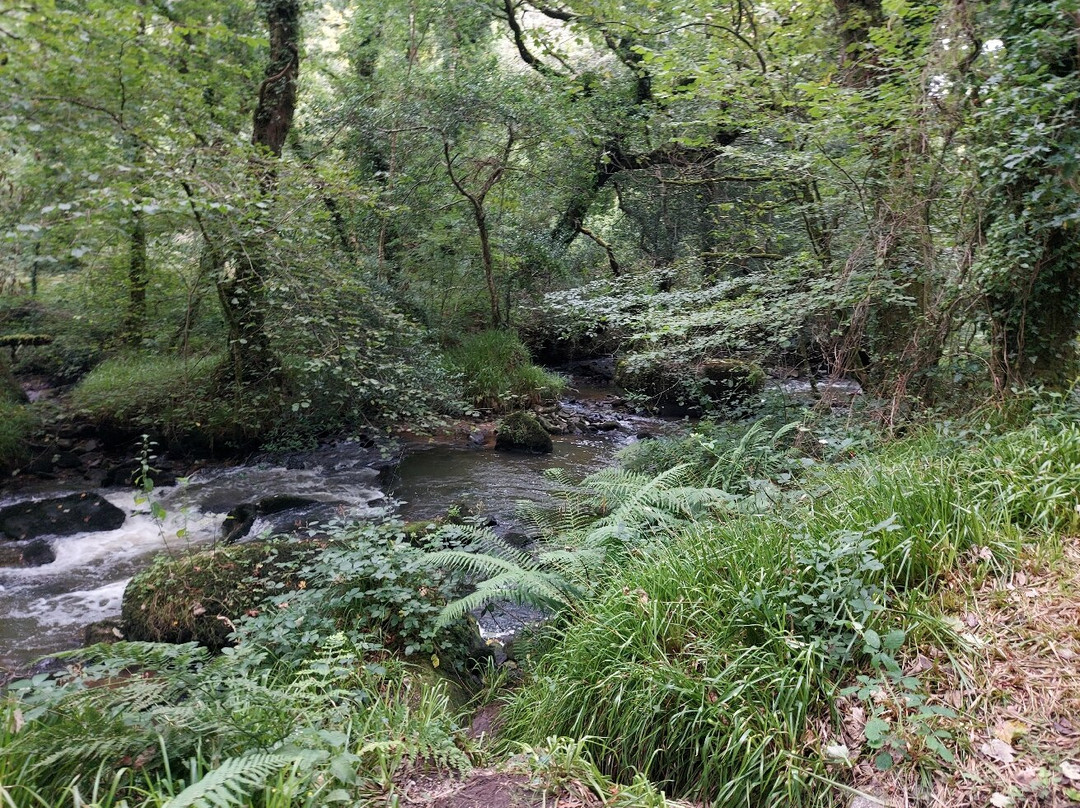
[463,411,1080,804]
[5,401,1080,807]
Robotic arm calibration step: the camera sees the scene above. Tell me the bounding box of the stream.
[0,384,676,675]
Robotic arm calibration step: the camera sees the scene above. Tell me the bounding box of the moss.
[495,411,553,453]
[121,540,324,651]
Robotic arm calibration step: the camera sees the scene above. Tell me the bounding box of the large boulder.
[122,540,323,651]
[495,411,553,453]
[615,357,765,416]
[0,492,125,540]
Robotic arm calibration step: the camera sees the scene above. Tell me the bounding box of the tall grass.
[443,330,566,411]
[0,400,34,471]
[71,352,224,438]
[499,418,1080,805]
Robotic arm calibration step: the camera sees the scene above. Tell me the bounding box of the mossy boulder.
[121,540,324,651]
[495,411,553,453]
[615,357,765,416]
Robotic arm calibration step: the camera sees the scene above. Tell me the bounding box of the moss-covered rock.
[615,357,765,416]
[121,540,323,651]
[495,411,553,453]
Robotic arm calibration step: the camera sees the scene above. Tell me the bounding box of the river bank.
[0,376,681,676]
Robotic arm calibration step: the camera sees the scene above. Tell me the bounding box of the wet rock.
[595,420,620,431]
[0,493,125,540]
[21,538,55,566]
[84,619,124,646]
[221,495,325,543]
[26,452,55,476]
[102,462,178,489]
[54,451,83,470]
[495,411,553,454]
[222,502,259,543]
[0,539,55,567]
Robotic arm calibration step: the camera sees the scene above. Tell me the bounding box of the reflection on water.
[389,434,626,528]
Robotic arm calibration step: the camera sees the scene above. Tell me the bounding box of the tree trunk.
[124,204,148,346]
[217,0,300,393]
[473,204,502,328]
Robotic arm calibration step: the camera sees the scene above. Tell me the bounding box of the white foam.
[10,579,129,627]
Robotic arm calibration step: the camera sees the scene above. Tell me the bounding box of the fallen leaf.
[909,653,933,674]
[1061,760,1080,782]
[1014,767,1039,787]
[825,744,851,763]
[990,793,1012,807]
[993,720,1027,745]
[980,738,1016,765]
[1053,718,1077,736]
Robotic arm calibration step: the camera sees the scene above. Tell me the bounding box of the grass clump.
[443,329,566,412]
[70,352,228,442]
[0,400,35,472]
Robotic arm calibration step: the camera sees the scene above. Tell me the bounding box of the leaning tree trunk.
[217,0,300,393]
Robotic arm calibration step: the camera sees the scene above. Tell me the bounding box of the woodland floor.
[852,541,1080,807]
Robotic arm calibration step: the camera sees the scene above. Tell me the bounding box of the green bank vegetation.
[5,397,1080,806]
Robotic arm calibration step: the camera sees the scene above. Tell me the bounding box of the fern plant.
[428,464,732,627]
[164,752,303,808]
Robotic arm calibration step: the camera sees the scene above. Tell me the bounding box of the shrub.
[615,355,765,416]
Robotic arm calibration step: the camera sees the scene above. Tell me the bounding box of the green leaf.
[863,716,890,744]
[882,629,905,651]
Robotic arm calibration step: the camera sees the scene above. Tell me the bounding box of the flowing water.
[0,388,675,674]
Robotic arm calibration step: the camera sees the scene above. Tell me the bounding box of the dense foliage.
[1,0,1077,447]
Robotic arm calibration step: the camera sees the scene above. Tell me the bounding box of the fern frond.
[163,752,298,808]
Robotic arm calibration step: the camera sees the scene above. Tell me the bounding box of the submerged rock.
[0,492,125,540]
[0,538,56,567]
[495,411,553,454]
